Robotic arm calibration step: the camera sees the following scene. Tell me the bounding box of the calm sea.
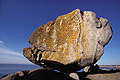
[0,64,40,79]
[0,64,114,79]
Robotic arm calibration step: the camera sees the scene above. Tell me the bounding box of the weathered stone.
[86,72,120,80]
[23,9,112,72]
[1,70,29,80]
[84,66,91,72]
[69,73,79,80]
[84,64,100,73]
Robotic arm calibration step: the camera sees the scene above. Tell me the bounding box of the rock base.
[1,68,120,80]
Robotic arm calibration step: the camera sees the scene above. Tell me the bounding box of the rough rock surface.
[1,70,29,80]
[86,72,120,80]
[84,64,100,72]
[23,9,112,72]
[69,73,79,80]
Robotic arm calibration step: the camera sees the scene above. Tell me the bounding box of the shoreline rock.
[1,67,120,80]
[1,70,29,80]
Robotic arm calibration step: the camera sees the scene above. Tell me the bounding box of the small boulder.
[84,64,100,73]
[69,73,79,80]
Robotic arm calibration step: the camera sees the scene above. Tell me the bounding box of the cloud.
[0,40,31,64]
[0,54,32,64]
[0,40,21,56]
[0,48,22,56]
[0,40,4,44]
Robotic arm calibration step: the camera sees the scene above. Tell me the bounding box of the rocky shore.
[1,66,120,80]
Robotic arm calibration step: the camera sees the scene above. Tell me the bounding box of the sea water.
[0,64,40,79]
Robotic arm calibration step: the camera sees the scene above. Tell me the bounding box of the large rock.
[23,9,112,72]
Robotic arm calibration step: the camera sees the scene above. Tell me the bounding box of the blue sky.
[0,0,120,65]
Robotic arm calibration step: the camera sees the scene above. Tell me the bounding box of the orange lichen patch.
[28,9,83,64]
[99,18,103,21]
[28,21,55,50]
[41,51,50,59]
[51,9,81,64]
[41,10,81,64]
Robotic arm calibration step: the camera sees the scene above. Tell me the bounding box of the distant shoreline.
[99,65,120,68]
[0,64,120,67]
[0,63,34,65]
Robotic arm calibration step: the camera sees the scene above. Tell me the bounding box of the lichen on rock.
[23,9,112,72]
